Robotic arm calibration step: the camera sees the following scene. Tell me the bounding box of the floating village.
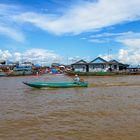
[0,56,140,77]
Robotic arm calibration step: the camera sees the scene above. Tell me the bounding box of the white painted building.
[71,60,88,72]
[71,57,128,72]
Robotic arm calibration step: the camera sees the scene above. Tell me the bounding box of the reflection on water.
[0,75,140,140]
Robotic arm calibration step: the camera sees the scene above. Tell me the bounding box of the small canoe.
[23,82,88,88]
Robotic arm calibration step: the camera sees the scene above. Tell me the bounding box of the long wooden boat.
[23,82,88,88]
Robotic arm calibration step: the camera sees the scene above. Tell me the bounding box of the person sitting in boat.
[74,74,80,84]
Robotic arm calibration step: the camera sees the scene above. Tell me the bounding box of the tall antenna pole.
[108,47,112,60]
[108,46,110,60]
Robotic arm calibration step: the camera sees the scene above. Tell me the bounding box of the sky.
[0,0,140,65]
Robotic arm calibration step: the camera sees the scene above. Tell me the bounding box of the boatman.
[74,74,80,84]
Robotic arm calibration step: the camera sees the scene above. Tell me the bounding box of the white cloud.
[12,0,140,35]
[0,4,25,42]
[0,49,62,65]
[89,38,110,43]
[0,25,25,42]
[88,31,136,43]
[118,38,140,49]
[99,32,140,65]
[22,49,62,64]
[13,52,22,61]
[90,32,133,38]
[117,37,140,64]
[1,0,140,40]
[0,50,12,60]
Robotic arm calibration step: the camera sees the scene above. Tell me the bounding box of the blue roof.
[129,65,140,68]
[34,64,41,67]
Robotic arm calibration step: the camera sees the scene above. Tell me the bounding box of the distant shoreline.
[66,71,140,76]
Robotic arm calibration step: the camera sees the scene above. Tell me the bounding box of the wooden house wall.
[72,64,87,72]
[89,64,109,72]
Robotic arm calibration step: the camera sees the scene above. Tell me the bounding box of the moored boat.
[23,82,88,88]
[0,73,7,77]
[7,65,34,76]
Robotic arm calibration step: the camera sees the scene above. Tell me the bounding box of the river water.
[0,75,140,140]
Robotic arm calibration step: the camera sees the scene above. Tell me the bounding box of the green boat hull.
[23,82,88,88]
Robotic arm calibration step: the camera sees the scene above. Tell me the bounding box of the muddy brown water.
[0,75,140,140]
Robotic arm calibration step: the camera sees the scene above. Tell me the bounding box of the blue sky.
[0,0,140,65]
